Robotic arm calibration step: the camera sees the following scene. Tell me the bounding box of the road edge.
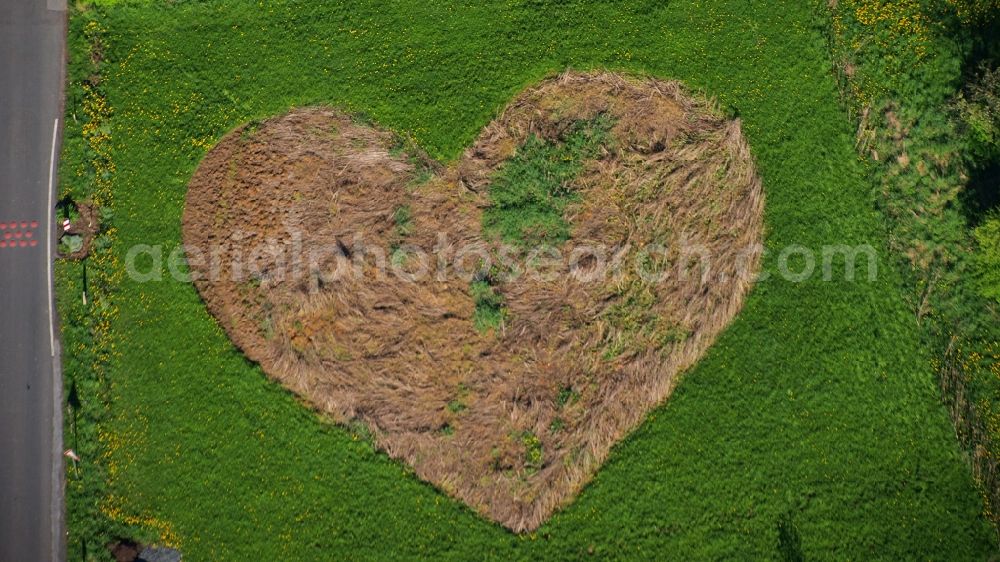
[48,7,68,562]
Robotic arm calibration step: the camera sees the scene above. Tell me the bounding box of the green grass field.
[57,0,997,559]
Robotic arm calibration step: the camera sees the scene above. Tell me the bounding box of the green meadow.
[56,0,996,559]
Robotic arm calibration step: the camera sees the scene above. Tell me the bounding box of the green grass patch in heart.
[470,278,507,334]
[483,116,612,247]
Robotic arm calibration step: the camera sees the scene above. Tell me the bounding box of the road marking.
[0,222,40,251]
[47,119,58,358]
[48,117,66,562]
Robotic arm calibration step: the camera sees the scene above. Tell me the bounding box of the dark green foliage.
[974,212,1000,302]
[945,0,1000,27]
[776,512,805,562]
[482,117,610,247]
[958,63,1000,162]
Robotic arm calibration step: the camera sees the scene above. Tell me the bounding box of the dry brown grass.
[182,70,764,531]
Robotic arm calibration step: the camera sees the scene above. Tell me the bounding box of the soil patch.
[182,70,764,531]
[57,201,99,260]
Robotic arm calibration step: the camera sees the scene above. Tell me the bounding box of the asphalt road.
[0,1,67,561]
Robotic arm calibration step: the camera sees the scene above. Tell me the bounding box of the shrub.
[957,63,1000,163]
[975,212,1000,302]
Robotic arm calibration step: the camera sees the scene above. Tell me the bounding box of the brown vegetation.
[182,71,764,531]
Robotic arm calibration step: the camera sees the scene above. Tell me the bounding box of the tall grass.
[817,0,1000,528]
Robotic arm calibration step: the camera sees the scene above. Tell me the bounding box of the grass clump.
[521,431,543,474]
[556,386,580,408]
[483,116,611,247]
[390,204,414,266]
[470,279,506,334]
[393,204,413,237]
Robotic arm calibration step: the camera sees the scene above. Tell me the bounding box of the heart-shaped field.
[182,71,763,531]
